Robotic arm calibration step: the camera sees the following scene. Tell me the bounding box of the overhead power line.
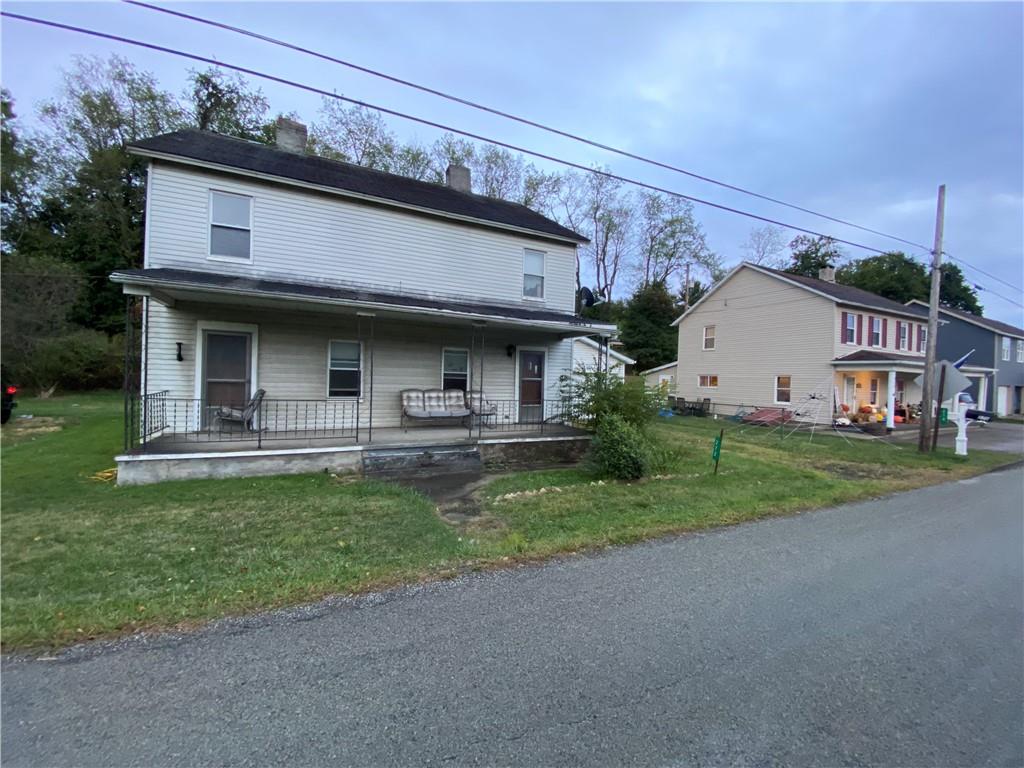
[1,10,895,256]
[944,253,1023,295]
[122,0,935,254]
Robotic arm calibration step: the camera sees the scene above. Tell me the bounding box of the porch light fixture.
[176,342,184,362]
[506,344,516,358]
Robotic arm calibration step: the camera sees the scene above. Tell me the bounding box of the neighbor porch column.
[886,368,897,429]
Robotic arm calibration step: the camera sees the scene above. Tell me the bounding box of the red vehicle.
[1,382,16,425]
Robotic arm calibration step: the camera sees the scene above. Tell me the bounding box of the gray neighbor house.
[905,300,1024,416]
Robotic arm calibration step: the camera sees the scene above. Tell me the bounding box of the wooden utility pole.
[918,184,945,452]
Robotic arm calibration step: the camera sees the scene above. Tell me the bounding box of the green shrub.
[590,413,649,481]
[561,370,663,431]
[644,440,688,475]
[24,330,124,391]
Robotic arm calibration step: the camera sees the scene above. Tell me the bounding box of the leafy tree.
[741,224,786,266]
[186,68,270,140]
[836,252,982,313]
[785,235,843,277]
[618,281,678,371]
[836,252,928,304]
[939,263,983,314]
[636,192,713,288]
[676,278,709,310]
[1,89,43,255]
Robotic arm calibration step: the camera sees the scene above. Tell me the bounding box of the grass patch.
[3,398,1016,650]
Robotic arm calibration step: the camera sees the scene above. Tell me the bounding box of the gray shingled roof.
[110,267,605,328]
[903,301,1024,339]
[128,129,587,244]
[757,265,922,316]
[833,350,925,364]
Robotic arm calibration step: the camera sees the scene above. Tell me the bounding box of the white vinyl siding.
[142,301,572,429]
[147,164,576,311]
[209,190,252,262]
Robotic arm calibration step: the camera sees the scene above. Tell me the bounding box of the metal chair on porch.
[213,389,266,432]
[468,390,497,429]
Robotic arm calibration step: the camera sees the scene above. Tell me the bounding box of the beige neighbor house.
[573,337,635,381]
[640,361,677,391]
[671,262,993,426]
[111,120,617,484]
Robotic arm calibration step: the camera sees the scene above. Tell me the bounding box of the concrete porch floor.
[130,424,586,455]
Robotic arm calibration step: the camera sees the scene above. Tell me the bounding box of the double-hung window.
[1017,340,1024,363]
[920,326,928,350]
[209,190,252,261]
[1002,337,1011,362]
[703,325,716,350]
[523,249,545,299]
[898,322,908,351]
[698,374,718,388]
[844,313,856,343]
[870,317,881,347]
[327,341,361,398]
[441,348,470,391]
[774,375,792,404]
[869,378,879,405]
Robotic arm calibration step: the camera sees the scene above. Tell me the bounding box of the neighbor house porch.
[112,268,615,484]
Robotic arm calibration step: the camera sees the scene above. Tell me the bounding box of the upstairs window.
[1002,336,1011,361]
[523,249,545,299]
[328,340,361,398]
[920,326,928,350]
[703,325,716,350]
[441,348,469,391]
[844,313,856,343]
[209,190,252,261]
[775,375,792,404]
[869,317,881,347]
[898,322,909,351]
[1017,340,1024,363]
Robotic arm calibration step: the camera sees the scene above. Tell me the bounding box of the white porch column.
[886,369,897,429]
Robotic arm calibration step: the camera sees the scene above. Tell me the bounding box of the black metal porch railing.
[125,392,360,452]
[125,392,580,452]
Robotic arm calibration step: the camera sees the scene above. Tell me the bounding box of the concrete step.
[362,444,482,476]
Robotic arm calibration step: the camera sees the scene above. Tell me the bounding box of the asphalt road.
[4,469,1023,767]
[889,420,1024,454]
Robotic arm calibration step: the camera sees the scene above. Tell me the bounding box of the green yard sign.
[712,429,724,474]
[939,407,949,425]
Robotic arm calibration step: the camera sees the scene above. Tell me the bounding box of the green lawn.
[2,393,1015,650]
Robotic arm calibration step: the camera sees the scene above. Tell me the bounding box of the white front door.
[844,376,856,410]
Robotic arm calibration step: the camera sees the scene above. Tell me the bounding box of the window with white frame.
[869,378,879,405]
[921,326,928,349]
[1002,336,1011,361]
[209,190,252,261]
[703,325,716,350]
[441,348,469,391]
[844,313,856,343]
[327,340,361,398]
[774,375,791,404]
[698,374,718,388]
[1017,340,1024,363]
[870,317,881,346]
[898,322,908,350]
[523,249,545,299]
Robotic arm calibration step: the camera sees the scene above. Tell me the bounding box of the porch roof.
[832,349,994,374]
[111,267,616,336]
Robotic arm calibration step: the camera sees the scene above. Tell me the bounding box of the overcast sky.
[3,1,1022,324]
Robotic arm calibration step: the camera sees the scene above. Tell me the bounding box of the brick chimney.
[275,117,307,153]
[818,264,836,283]
[445,164,471,193]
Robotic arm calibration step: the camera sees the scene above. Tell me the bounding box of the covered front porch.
[113,268,614,483]
[832,351,993,429]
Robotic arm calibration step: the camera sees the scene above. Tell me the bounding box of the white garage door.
[996,386,1011,417]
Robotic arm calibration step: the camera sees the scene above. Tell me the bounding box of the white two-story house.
[671,262,994,426]
[112,120,614,483]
